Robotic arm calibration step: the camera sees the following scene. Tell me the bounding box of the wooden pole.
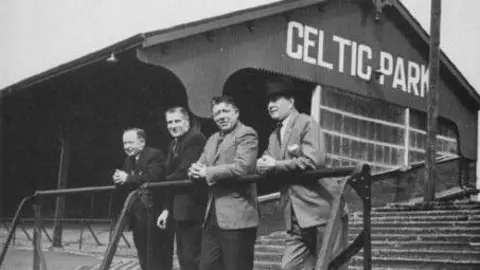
[0,95,3,220]
[52,133,71,247]
[424,0,442,202]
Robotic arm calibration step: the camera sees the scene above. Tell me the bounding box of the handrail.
[99,190,138,270]
[0,156,462,269]
[316,164,372,270]
[100,166,361,270]
[372,155,461,182]
[0,195,35,264]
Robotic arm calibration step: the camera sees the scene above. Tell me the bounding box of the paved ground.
[0,249,103,270]
[0,223,140,269]
[0,222,185,270]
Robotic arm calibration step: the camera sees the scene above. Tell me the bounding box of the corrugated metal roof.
[2,0,479,105]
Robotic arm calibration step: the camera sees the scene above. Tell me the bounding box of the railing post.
[316,164,371,270]
[100,190,138,270]
[0,195,35,268]
[347,165,372,270]
[403,108,410,167]
[32,198,47,270]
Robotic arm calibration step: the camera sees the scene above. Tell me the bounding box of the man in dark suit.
[189,96,259,270]
[113,128,173,270]
[257,78,348,270]
[156,107,207,270]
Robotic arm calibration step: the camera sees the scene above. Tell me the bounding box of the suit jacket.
[165,128,207,221]
[115,147,167,222]
[197,122,259,230]
[263,110,345,230]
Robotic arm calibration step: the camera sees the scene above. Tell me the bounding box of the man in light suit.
[113,128,173,270]
[157,106,207,270]
[257,78,348,270]
[189,96,259,270]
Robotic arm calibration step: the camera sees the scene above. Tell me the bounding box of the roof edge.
[143,0,329,47]
[1,34,145,93]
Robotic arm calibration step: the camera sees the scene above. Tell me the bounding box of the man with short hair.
[113,128,173,270]
[157,107,207,270]
[257,78,348,270]
[189,96,259,270]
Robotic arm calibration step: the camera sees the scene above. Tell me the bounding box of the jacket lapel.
[280,111,299,158]
[135,148,147,174]
[165,141,174,173]
[213,122,241,163]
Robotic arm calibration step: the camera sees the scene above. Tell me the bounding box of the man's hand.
[188,162,207,179]
[257,155,276,175]
[156,210,169,229]
[112,169,128,185]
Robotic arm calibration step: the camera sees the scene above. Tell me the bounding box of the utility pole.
[424,0,441,202]
[52,132,71,247]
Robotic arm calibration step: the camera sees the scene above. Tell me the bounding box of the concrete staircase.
[82,200,480,270]
[253,200,480,270]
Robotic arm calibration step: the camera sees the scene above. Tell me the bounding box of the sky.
[1,0,479,91]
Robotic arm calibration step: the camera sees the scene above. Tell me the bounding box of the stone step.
[349,233,480,243]
[373,203,480,212]
[255,250,282,262]
[255,240,479,252]
[356,209,480,217]
[254,262,425,270]
[365,249,480,261]
[259,232,480,245]
[349,220,480,228]
[349,226,480,234]
[351,255,480,270]
[350,214,480,222]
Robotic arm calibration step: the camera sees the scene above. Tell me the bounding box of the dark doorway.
[223,68,315,195]
[0,53,188,218]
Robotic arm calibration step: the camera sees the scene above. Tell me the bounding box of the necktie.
[215,133,225,154]
[276,122,283,145]
[172,138,179,158]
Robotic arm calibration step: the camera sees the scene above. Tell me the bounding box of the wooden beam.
[52,133,71,247]
[424,0,441,202]
[0,97,3,220]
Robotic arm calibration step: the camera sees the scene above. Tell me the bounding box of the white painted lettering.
[351,41,357,76]
[317,30,333,70]
[379,51,393,85]
[407,61,420,96]
[421,65,429,97]
[333,35,351,73]
[286,21,303,59]
[392,57,407,92]
[284,21,428,99]
[357,44,372,80]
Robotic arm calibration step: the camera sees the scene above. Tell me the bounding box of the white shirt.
[280,114,292,142]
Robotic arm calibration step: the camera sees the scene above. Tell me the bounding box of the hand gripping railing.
[101,165,370,270]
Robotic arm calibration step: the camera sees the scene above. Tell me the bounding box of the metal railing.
[100,165,372,270]
[1,165,373,270]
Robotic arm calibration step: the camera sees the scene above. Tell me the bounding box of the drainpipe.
[475,112,480,202]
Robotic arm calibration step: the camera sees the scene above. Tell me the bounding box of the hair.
[211,95,238,110]
[124,128,147,142]
[165,106,190,122]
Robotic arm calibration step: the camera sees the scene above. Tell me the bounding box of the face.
[212,102,239,132]
[268,95,294,121]
[166,111,190,138]
[123,130,145,157]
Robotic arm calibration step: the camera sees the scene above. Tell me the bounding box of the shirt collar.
[281,114,291,128]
